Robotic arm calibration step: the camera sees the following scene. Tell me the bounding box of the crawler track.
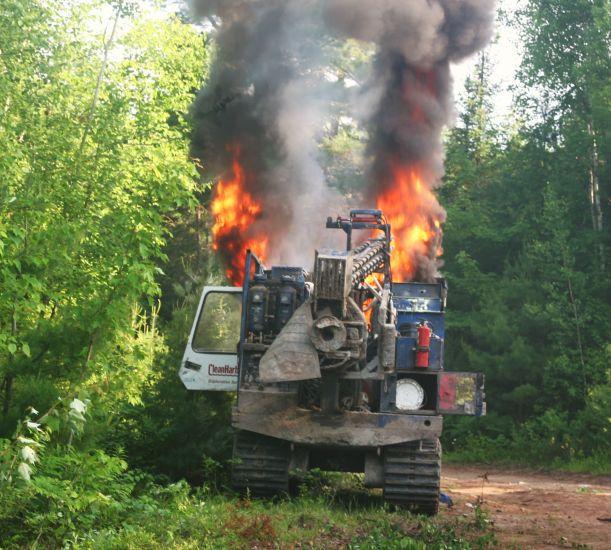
[383,438,441,515]
[231,430,290,497]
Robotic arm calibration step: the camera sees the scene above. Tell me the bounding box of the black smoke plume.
[189,0,496,279]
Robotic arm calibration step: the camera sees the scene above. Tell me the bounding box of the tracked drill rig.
[180,210,485,514]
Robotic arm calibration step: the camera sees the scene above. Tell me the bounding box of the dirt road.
[441,465,611,549]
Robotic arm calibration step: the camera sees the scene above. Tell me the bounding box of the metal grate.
[315,255,347,301]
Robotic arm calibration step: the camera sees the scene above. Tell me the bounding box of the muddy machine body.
[180,210,485,514]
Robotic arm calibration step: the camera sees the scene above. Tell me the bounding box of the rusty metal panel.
[258,301,321,383]
[233,390,443,447]
[437,372,485,416]
[314,251,351,301]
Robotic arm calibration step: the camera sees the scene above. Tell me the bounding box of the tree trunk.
[566,272,587,399]
[586,120,604,270]
[580,89,605,270]
[73,10,120,182]
[3,309,17,417]
[1,375,13,418]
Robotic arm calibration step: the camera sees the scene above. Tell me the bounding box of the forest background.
[0,0,608,547]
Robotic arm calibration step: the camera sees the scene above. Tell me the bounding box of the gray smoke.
[324,0,495,64]
[324,0,495,280]
[189,0,496,280]
[190,0,347,277]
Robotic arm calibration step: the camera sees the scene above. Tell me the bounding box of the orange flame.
[376,165,443,281]
[211,150,268,285]
[362,273,382,329]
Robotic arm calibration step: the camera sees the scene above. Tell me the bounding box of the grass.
[74,473,496,549]
[550,455,611,476]
[445,451,611,476]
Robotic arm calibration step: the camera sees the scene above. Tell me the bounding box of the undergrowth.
[1,445,496,549]
[65,486,495,549]
[441,393,611,477]
[0,471,498,549]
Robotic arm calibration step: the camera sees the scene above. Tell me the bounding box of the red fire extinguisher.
[416,323,432,368]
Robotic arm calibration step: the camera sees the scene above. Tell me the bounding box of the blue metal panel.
[392,281,445,371]
[396,337,417,369]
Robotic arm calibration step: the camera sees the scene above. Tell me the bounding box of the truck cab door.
[179,286,243,391]
[437,372,486,416]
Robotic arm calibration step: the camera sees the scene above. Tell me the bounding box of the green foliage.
[443,384,610,472]
[321,127,367,194]
[107,277,234,483]
[0,0,205,435]
[1,410,494,549]
[439,0,609,468]
[1,391,192,548]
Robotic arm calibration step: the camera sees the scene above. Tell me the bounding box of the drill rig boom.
[260,211,393,384]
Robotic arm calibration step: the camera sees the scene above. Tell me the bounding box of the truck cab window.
[192,292,242,353]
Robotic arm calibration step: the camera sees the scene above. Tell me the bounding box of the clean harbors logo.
[208,364,238,377]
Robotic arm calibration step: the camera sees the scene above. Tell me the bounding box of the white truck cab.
[178,286,242,392]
